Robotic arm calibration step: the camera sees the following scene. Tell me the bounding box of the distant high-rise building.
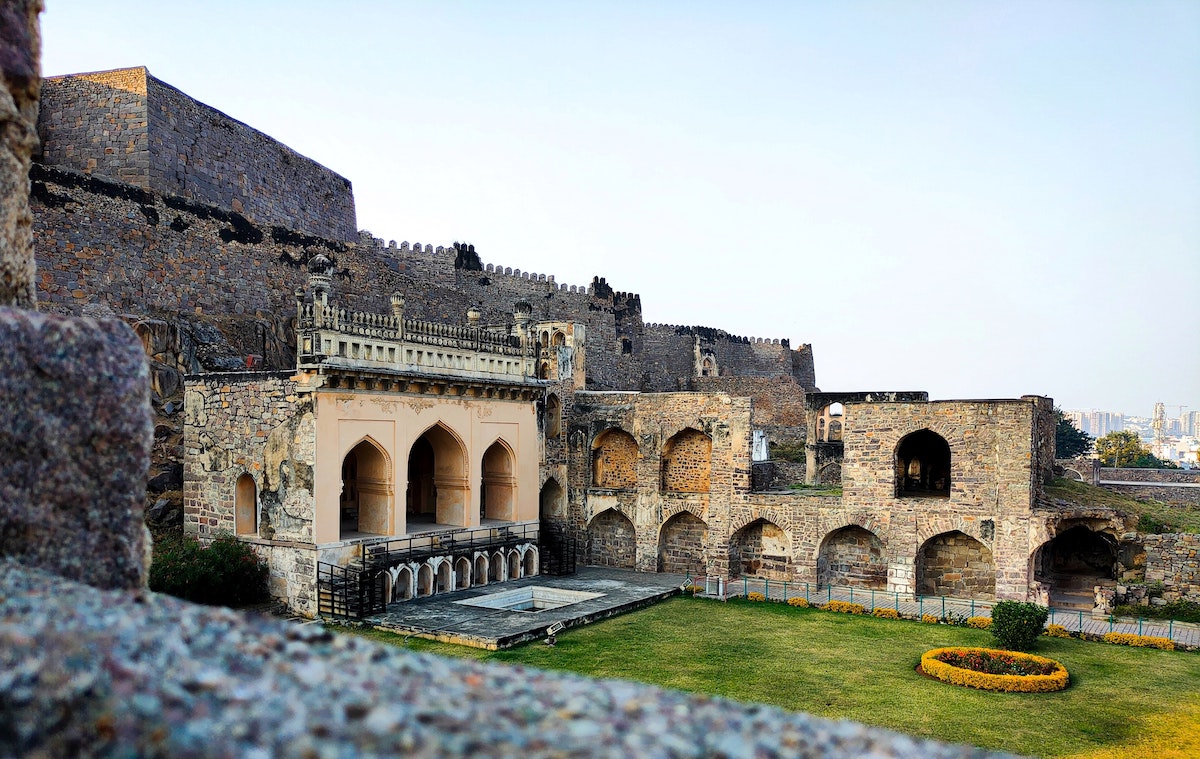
[1066,410,1125,438]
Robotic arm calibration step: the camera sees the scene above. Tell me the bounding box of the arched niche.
[661,428,712,492]
[729,518,792,580]
[917,531,995,599]
[816,403,845,443]
[657,511,708,575]
[545,393,562,439]
[817,526,886,589]
[539,478,564,519]
[340,438,392,539]
[587,508,636,568]
[235,473,257,536]
[592,428,638,489]
[896,429,951,497]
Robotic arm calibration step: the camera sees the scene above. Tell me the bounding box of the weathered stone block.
[0,307,151,589]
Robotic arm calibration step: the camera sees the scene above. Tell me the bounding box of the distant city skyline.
[39,2,1200,415]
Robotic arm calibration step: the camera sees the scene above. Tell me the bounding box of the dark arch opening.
[896,429,951,497]
[340,439,391,538]
[406,424,469,528]
[1033,525,1117,607]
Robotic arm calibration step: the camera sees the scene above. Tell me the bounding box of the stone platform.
[366,567,689,649]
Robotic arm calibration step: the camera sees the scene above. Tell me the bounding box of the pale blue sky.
[41,1,1199,417]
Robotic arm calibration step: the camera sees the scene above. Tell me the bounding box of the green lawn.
[347,597,1200,758]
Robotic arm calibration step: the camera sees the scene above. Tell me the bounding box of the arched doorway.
[1033,525,1117,608]
[896,430,951,497]
[817,526,886,589]
[480,440,516,523]
[917,531,995,598]
[657,511,708,575]
[729,518,791,580]
[340,439,391,538]
[587,509,636,568]
[235,473,257,535]
[406,423,468,528]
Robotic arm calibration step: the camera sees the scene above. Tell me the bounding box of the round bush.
[920,647,1069,693]
[150,533,269,607]
[991,601,1049,651]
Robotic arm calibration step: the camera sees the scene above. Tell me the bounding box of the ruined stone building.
[30,66,1168,618]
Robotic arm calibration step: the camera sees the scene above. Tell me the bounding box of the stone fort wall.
[38,67,357,242]
[30,161,809,394]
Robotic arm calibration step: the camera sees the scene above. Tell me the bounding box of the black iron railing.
[538,523,577,576]
[362,522,541,571]
[317,561,385,619]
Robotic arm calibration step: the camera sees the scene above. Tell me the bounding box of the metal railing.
[362,522,541,571]
[317,561,385,619]
[702,576,1200,647]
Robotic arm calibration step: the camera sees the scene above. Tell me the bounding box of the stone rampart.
[39,68,357,241]
[1143,533,1200,602]
[1099,468,1200,508]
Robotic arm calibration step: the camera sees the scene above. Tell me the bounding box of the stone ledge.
[0,562,1005,758]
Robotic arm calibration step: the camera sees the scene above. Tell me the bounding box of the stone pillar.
[0,0,42,308]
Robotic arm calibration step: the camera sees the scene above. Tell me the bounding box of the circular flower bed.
[919,647,1069,693]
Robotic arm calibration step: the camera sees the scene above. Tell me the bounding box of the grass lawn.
[347,597,1200,758]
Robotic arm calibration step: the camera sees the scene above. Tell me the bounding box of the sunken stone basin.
[455,586,604,612]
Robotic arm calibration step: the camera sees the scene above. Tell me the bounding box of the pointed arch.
[455,556,472,589]
[394,566,414,601]
[661,428,712,492]
[729,518,792,580]
[587,508,636,568]
[490,550,505,582]
[522,546,539,577]
[817,525,886,589]
[436,559,453,593]
[657,510,708,575]
[235,472,257,536]
[592,428,638,488]
[407,422,469,528]
[1031,524,1117,605]
[545,393,562,439]
[917,531,994,599]
[416,564,434,597]
[480,439,516,522]
[540,477,565,519]
[474,553,489,586]
[507,549,521,579]
[340,437,393,538]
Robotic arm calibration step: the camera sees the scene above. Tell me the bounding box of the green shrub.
[150,533,269,607]
[990,601,1049,651]
[1137,514,1172,534]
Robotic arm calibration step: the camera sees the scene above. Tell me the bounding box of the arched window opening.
[661,428,712,492]
[539,478,564,519]
[480,440,516,523]
[235,473,257,536]
[817,526,886,589]
[538,361,551,379]
[896,429,951,497]
[816,403,845,443]
[657,511,708,575]
[917,531,995,599]
[406,424,469,529]
[340,439,391,539]
[552,331,566,347]
[545,394,562,439]
[592,429,638,489]
[587,509,636,568]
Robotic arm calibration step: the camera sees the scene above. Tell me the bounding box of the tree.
[1094,430,1177,468]
[1054,408,1092,458]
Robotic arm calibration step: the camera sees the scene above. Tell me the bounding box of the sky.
[40,1,1199,418]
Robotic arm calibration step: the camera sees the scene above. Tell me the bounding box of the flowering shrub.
[921,614,940,624]
[746,592,766,602]
[967,616,992,629]
[1101,632,1175,651]
[920,647,1069,693]
[821,600,865,615]
[149,533,268,607]
[684,585,704,594]
[787,597,809,608]
[872,607,899,619]
[1044,624,1072,639]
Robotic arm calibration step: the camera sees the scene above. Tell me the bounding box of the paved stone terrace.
[719,577,1200,648]
[366,567,689,649]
